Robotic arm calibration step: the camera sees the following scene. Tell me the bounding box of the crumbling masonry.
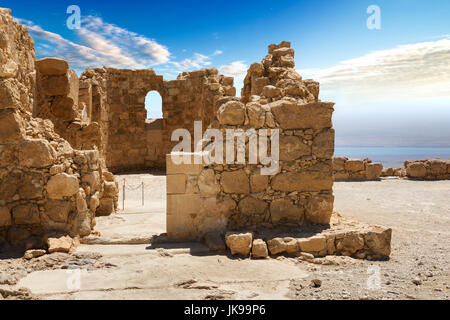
[0,8,392,259]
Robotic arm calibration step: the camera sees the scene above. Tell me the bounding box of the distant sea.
[335,147,450,168]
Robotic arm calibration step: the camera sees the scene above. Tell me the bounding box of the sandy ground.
[1,174,449,300]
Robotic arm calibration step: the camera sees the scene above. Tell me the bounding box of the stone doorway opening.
[145,90,163,120]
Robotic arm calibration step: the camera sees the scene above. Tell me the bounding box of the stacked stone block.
[167,42,336,241]
[333,157,383,181]
[405,159,450,180]
[0,9,117,248]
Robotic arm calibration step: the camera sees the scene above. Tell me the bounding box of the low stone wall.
[333,157,383,181]
[405,159,450,180]
[224,213,392,260]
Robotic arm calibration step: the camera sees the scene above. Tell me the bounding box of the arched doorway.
[145,91,163,119]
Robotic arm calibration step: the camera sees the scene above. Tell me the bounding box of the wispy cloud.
[298,39,450,104]
[14,15,223,77]
[16,16,170,72]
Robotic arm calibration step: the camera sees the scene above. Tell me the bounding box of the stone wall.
[167,42,336,241]
[77,67,234,173]
[333,157,383,181]
[0,8,117,248]
[405,159,450,180]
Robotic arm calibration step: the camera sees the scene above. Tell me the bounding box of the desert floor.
[1,174,449,300]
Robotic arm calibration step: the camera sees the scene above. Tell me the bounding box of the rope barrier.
[120,179,147,210]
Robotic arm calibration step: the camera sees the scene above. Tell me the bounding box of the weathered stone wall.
[167,42,336,241]
[77,67,234,173]
[405,159,450,180]
[333,157,383,181]
[0,8,117,248]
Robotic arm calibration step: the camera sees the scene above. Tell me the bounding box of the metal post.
[122,179,125,211]
[141,182,144,207]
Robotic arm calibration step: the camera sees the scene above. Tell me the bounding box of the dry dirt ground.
[1,174,449,300]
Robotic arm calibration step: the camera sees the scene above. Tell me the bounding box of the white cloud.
[16,15,226,78]
[170,53,212,69]
[219,61,248,78]
[298,39,450,104]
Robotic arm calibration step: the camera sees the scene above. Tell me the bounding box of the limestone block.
[279,136,310,161]
[251,77,269,96]
[97,198,114,216]
[406,162,427,178]
[167,174,187,194]
[304,80,320,100]
[0,78,20,109]
[47,236,73,253]
[44,200,71,223]
[166,154,204,175]
[12,204,40,225]
[252,239,268,258]
[217,101,246,125]
[24,249,46,260]
[198,169,219,195]
[262,85,281,98]
[312,129,335,159]
[366,163,383,180]
[272,47,295,58]
[336,232,365,255]
[270,199,304,223]
[305,194,334,224]
[36,58,69,76]
[333,157,347,171]
[225,232,253,256]
[0,109,24,143]
[429,159,447,175]
[18,172,44,200]
[0,207,12,227]
[363,227,392,258]
[41,75,70,96]
[167,194,201,216]
[250,174,268,193]
[298,235,327,253]
[221,170,249,194]
[272,171,333,192]
[18,138,56,168]
[345,159,365,172]
[103,181,117,198]
[50,96,77,121]
[238,197,268,216]
[82,171,101,192]
[46,173,79,199]
[270,101,334,130]
[267,237,298,255]
[247,102,265,128]
[279,55,295,68]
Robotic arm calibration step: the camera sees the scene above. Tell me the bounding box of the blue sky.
[3,0,450,147]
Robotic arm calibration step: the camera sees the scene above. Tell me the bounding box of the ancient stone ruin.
[0,8,392,260]
[404,159,450,180]
[333,157,384,181]
[0,8,117,249]
[165,42,391,259]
